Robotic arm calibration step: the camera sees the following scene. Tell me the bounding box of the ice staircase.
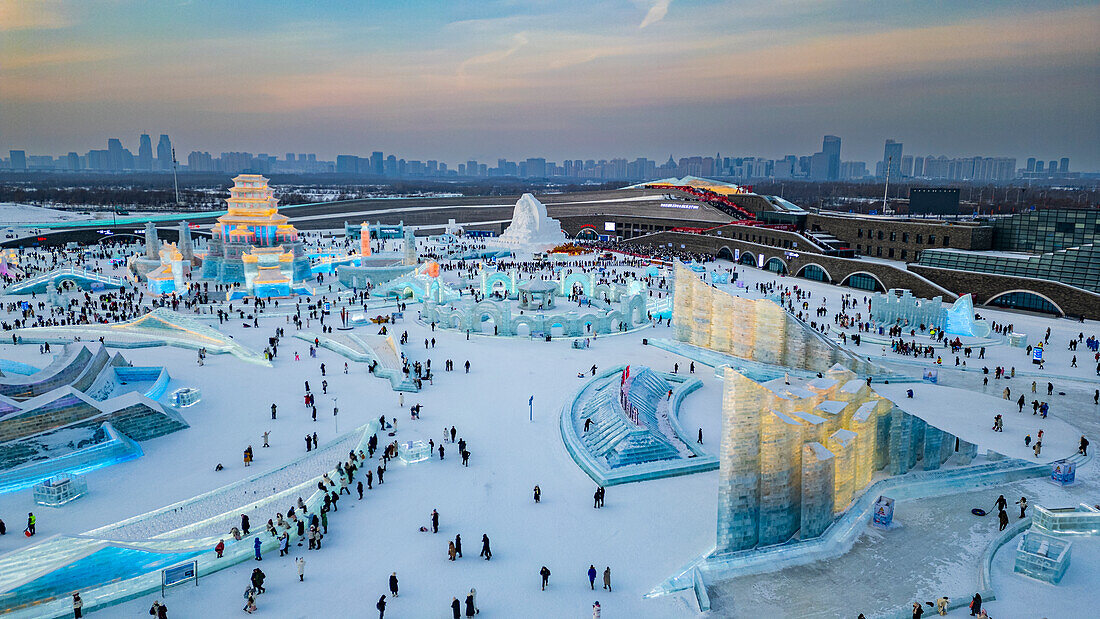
[564,366,717,485]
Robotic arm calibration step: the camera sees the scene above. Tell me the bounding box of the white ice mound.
[493,193,567,250]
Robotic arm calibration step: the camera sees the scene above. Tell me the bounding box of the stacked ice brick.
[672,264,880,375]
[714,364,975,553]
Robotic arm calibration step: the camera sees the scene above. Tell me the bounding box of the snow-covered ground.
[0,242,1096,618]
[0,203,97,224]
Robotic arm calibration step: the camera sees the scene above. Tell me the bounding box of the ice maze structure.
[714,364,971,552]
[480,268,644,303]
[423,293,647,338]
[561,366,717,485]
[870,289,991,338]
[672,263,881,375]
[0,344,186,492]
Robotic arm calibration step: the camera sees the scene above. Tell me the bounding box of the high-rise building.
[187,151,215,172]
[900,155,913,177]
[156,134,173,170]
[137,133,153,170]
[336,155,360,174]
[66,152,80,171]
[370,152,384,175]
[383,155,397,176]
[9,150,27,170]
[525,158,547,178]
[822,135,841,181]
[913,156,924,177]
[809,152,832,181]
[1035,161,1045,173]
[1059,158,1069,173]
[1048,160,1058,174]
[881,139,903,179]
[1026,157,1036,172]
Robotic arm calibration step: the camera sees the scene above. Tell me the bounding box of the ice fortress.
[200,174,312,298]
[714,364,970,551]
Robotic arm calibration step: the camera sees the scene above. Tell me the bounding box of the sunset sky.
[3,0,1098,168]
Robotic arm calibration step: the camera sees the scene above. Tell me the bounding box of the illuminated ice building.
[201,175,311,299]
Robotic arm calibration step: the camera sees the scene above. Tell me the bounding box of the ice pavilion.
[200,175,311,298]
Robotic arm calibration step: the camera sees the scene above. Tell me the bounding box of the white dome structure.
[493,193,567,250]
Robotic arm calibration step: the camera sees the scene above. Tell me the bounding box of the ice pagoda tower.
[201,174,311,297]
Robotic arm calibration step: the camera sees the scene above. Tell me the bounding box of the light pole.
[528,395,533,422]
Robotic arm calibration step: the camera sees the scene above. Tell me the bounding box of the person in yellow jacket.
[935,596,949,615]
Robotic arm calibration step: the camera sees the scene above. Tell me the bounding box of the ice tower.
[201,175,311,297]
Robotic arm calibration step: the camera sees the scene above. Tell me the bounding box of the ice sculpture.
[491,193,567,250]
[714,364,963,552]
[672,263,881,375]
[944,293,992,337]
[1014,530,1071,583]
[201,174,312,297]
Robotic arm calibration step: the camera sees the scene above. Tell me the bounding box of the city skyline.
[3,131,1081,183]
[2,1,1098,167]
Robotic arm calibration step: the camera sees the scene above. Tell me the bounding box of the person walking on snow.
[540,566,551,590]
[593,601,602,619]
[432,509,439,533]
[588,565,597,589]
[389,572,399,597]
[253,536,263,561]
[465,591,476,617]
[968,592,982,616]
[998,508,1009,531]
[935,596,949,616]
[603,566,612,591]
[1016,496,1028,518]
[480,534,492,560]
[376,595,386,619]
[296,557,304,581]
[451,597,461,619]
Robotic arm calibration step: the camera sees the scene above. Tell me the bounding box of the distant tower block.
[360,222,372,257]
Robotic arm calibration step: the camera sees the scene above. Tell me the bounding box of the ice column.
[800,442,836,539]
[715,369,762,553]
[758,409,803,546]
[827,429,858,512]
